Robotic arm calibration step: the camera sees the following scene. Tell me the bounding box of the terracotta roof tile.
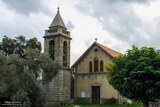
[97,43,122,57]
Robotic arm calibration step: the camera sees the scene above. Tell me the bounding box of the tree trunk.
[142,101,148,107]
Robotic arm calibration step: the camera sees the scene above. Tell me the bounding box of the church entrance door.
[92,86,100,104]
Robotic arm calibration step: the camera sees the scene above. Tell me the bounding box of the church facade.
[43,8,71,105]
[72,41,123,104]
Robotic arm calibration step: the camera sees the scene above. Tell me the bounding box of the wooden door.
[92,86,100,104]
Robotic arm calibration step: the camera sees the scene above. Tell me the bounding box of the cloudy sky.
[0,0,160,64]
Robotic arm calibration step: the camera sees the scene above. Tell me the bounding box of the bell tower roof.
[50,7,66,28]
[44,7,71,39]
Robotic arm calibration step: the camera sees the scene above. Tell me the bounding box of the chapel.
[72,40,123,104]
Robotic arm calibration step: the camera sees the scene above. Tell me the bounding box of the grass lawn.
[46,102,143,107]
[66,103,143,107]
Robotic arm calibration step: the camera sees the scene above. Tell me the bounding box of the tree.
[107,46,160,107]
[0,36,16,55]
[26,37,41,51]
[0,36,59,107]
[24,48,60,83]
[0,35,41,57]
[0,50,59,107]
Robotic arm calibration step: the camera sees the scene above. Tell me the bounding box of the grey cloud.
[100,0,154,3]
[76,0,160,49]
[138,18,160,48]
[123,0,154,3]
[67,21,75,31]
[1,0,50,15]
[76,0,142,42]
[85,37,93,47]
[103,39,113,45]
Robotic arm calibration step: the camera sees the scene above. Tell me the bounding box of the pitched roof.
[97,43,122,57]
[50,8,66,28]
[72,42,122,67]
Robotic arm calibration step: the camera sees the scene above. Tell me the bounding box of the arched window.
[63,41,67,67]
[49,40,55,60]
[100,60,103,72]
[89,61,92,72]
[94,57,98,72]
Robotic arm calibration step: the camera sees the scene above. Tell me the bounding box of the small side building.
[72,41,123,104]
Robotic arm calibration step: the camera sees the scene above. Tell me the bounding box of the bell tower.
[43,7,71,105]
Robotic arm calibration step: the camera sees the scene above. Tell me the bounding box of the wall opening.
[49,40,55,60]
[63,41,67,67]
[94,57,98,72]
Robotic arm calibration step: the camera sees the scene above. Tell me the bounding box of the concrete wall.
[76,74,118,99]
[76,45,112,73]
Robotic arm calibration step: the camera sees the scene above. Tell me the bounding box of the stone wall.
[44,36,71,67]
[45,69,71,105]
[74,97,118,104]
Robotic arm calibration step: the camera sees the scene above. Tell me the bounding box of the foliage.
[0,36,16,55]
[0,35,41,56]
[0,36,59,107]
[0,52,47,107]
[12,88,31,107]
[24,48,60,83]
[0,35,59,83]
[107,46,160,107]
